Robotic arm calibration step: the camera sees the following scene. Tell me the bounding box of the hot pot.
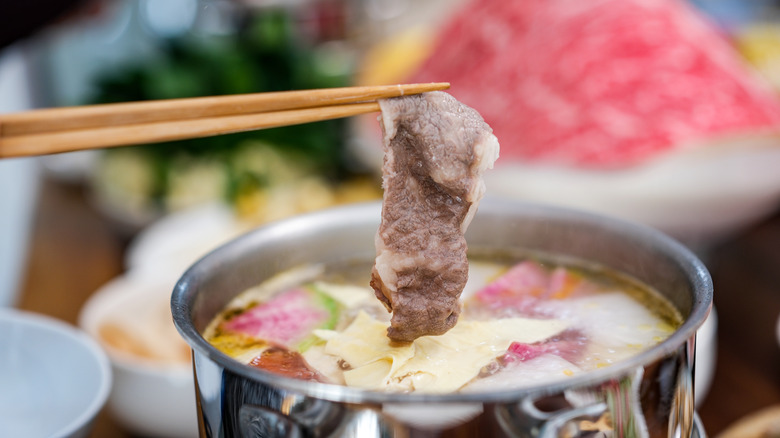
[172,200,712,437]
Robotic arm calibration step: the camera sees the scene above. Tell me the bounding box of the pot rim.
[171,200,713,404]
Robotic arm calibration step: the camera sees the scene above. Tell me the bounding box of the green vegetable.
[88,8,358,211]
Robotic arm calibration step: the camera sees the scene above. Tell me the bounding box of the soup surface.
[204,254,681,393]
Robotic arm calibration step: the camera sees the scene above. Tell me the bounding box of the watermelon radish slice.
[409,0,780,168]
[221,286,340,352]
[472,261,589,312]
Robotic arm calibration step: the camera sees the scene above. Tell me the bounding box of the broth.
[204,253,681,394]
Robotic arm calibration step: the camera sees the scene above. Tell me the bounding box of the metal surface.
[172,199,713,437]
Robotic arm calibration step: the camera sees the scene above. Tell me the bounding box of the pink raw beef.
[504,329,587,364]
[409,0,780,168]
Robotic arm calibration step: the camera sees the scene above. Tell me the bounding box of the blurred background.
[1,0,780,436]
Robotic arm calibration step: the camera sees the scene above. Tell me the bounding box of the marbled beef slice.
[371,91,499,342]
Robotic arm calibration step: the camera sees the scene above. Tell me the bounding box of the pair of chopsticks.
[0,82,449,159]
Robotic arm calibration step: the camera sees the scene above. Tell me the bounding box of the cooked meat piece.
[371,91,499,342]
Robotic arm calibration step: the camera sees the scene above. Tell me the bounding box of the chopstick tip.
[397,82,451,96]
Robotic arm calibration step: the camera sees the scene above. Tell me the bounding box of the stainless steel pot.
[172,200,712,438]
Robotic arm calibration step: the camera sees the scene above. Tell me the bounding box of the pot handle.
[496,394,608,438]
[239,402,403,438]
[532,400,609,438]
[497,367,650,438]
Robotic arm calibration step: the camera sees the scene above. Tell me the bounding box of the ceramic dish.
[79,271,198,438]
[483,140,780,251]
[124,201,246,276]
[0,309,111,438]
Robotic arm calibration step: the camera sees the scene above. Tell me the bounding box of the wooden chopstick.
[1,102,382,158]
[0,82,449,159]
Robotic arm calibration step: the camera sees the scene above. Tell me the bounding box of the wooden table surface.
[17,177,780,437]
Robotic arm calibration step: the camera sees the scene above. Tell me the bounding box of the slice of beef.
[371,91,499,342]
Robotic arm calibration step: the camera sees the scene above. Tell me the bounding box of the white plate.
[484,137,780,250]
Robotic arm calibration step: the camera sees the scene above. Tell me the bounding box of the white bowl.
[124,201,246,277]
[79,271,198,438]
[0,309,112,438]
[694,307,717,407]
